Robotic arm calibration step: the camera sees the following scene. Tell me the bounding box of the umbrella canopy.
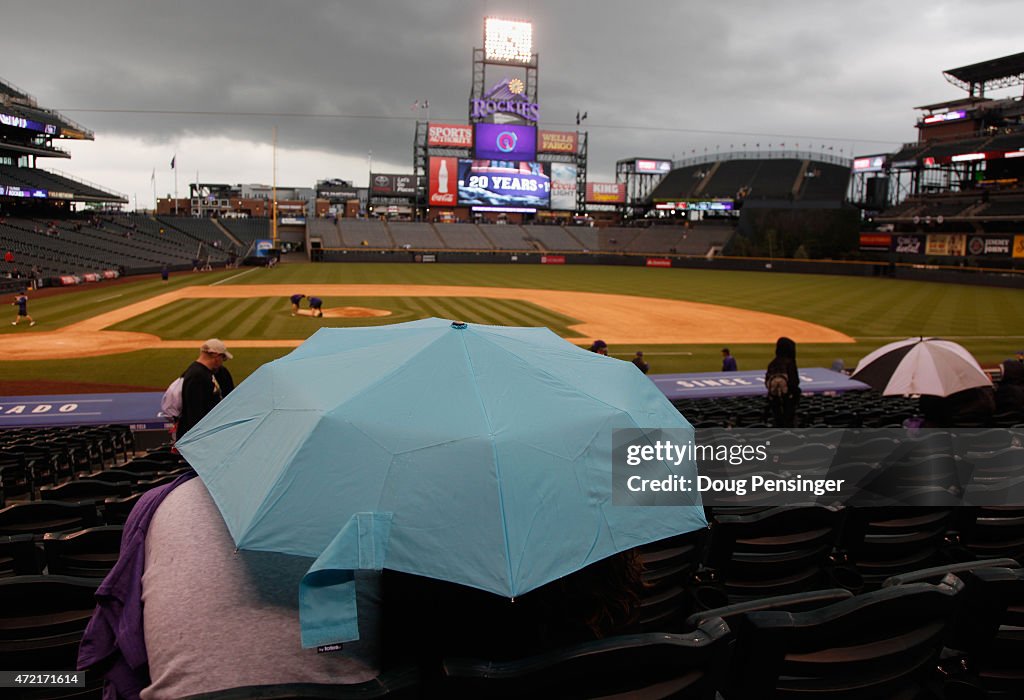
[177,319,705,647]
[851,337,991,396]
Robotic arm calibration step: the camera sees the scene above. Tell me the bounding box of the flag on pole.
[410,100,419,110]
[151,169,155,183]
[170,155,176,169]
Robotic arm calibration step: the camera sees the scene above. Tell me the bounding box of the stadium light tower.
[470,17,538,124]
[484,18,533,64]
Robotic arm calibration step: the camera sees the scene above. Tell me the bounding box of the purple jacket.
[78,471,196,700]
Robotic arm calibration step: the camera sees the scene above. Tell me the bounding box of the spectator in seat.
[921,386,996,428]
[81,474,382,699]
[995,359,1024,419]
[766,337,800,427]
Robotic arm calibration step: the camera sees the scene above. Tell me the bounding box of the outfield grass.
[3,262,1023,390]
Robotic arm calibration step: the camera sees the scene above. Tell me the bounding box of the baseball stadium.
[1,16,1023,700]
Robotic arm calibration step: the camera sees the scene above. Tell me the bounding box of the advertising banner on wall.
[317,187,359,201]
[1014,236,1024,259]
[370,173,417,196]
[859,234,891,252]
[429,157,458,207]
[428,123,473,148]
[549,162,577,211]
[585,182,626,204]
[893,234,924,254]
[473,124,537,161]
[538,130,578,154]
[457,160,550,209]
[967,236,1012,255]
[926,234,967,256]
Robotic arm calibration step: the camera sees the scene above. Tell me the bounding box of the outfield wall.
[318,249,1024,289]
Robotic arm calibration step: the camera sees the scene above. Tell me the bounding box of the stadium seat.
[0,451,34,501]
[728,574,964,698]
[43,525,123,577]
[839,506,958,589]
[100,492,144,526]
[0,534,42,577]
[39,479,132,504]
[943,567,1024,698]
[0,501,99,538]
[684,587,854,632]
[636,531,709,633]
[880,559,1020,587]
[0,575,99,671]
[703,504,848,602]
[438,621,731,700]
[956,480,1024,560]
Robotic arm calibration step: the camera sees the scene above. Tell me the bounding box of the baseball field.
[1,261,1022,394]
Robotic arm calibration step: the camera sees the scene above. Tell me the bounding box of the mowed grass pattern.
[2,262,1023,389]
[109,296,584,339]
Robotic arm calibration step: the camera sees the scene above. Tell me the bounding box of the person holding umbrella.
[174,319,706,650]
[852,337,994,427]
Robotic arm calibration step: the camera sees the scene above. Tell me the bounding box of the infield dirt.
[0,284,853,361]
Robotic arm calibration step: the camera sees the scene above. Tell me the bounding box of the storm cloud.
[3,0,1020,206]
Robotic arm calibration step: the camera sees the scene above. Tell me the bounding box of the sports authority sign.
[428,123,473,148]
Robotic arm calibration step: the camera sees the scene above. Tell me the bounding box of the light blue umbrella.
[177,318,704,647]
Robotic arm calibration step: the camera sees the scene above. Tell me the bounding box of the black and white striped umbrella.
[851,337,991,397]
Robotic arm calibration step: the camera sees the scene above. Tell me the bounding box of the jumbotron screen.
[473,123,537,161]
[458,159,550,209]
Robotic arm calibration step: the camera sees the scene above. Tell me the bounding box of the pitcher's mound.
[298,306,392,318]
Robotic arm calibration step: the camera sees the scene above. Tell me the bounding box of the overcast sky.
[3,0,1021,209]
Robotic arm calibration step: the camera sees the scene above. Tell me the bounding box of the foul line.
[210,268,258,286]
[857,335,1024,341]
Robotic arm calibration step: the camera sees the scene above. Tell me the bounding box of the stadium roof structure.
[913,96,992,112]
[1,77,94,140]
[0,166,127,204]
[943,52,1024,96]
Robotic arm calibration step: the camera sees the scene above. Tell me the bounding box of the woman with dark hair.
[766,336,800,427]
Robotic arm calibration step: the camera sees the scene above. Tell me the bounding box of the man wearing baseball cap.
[177,339,234,440]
